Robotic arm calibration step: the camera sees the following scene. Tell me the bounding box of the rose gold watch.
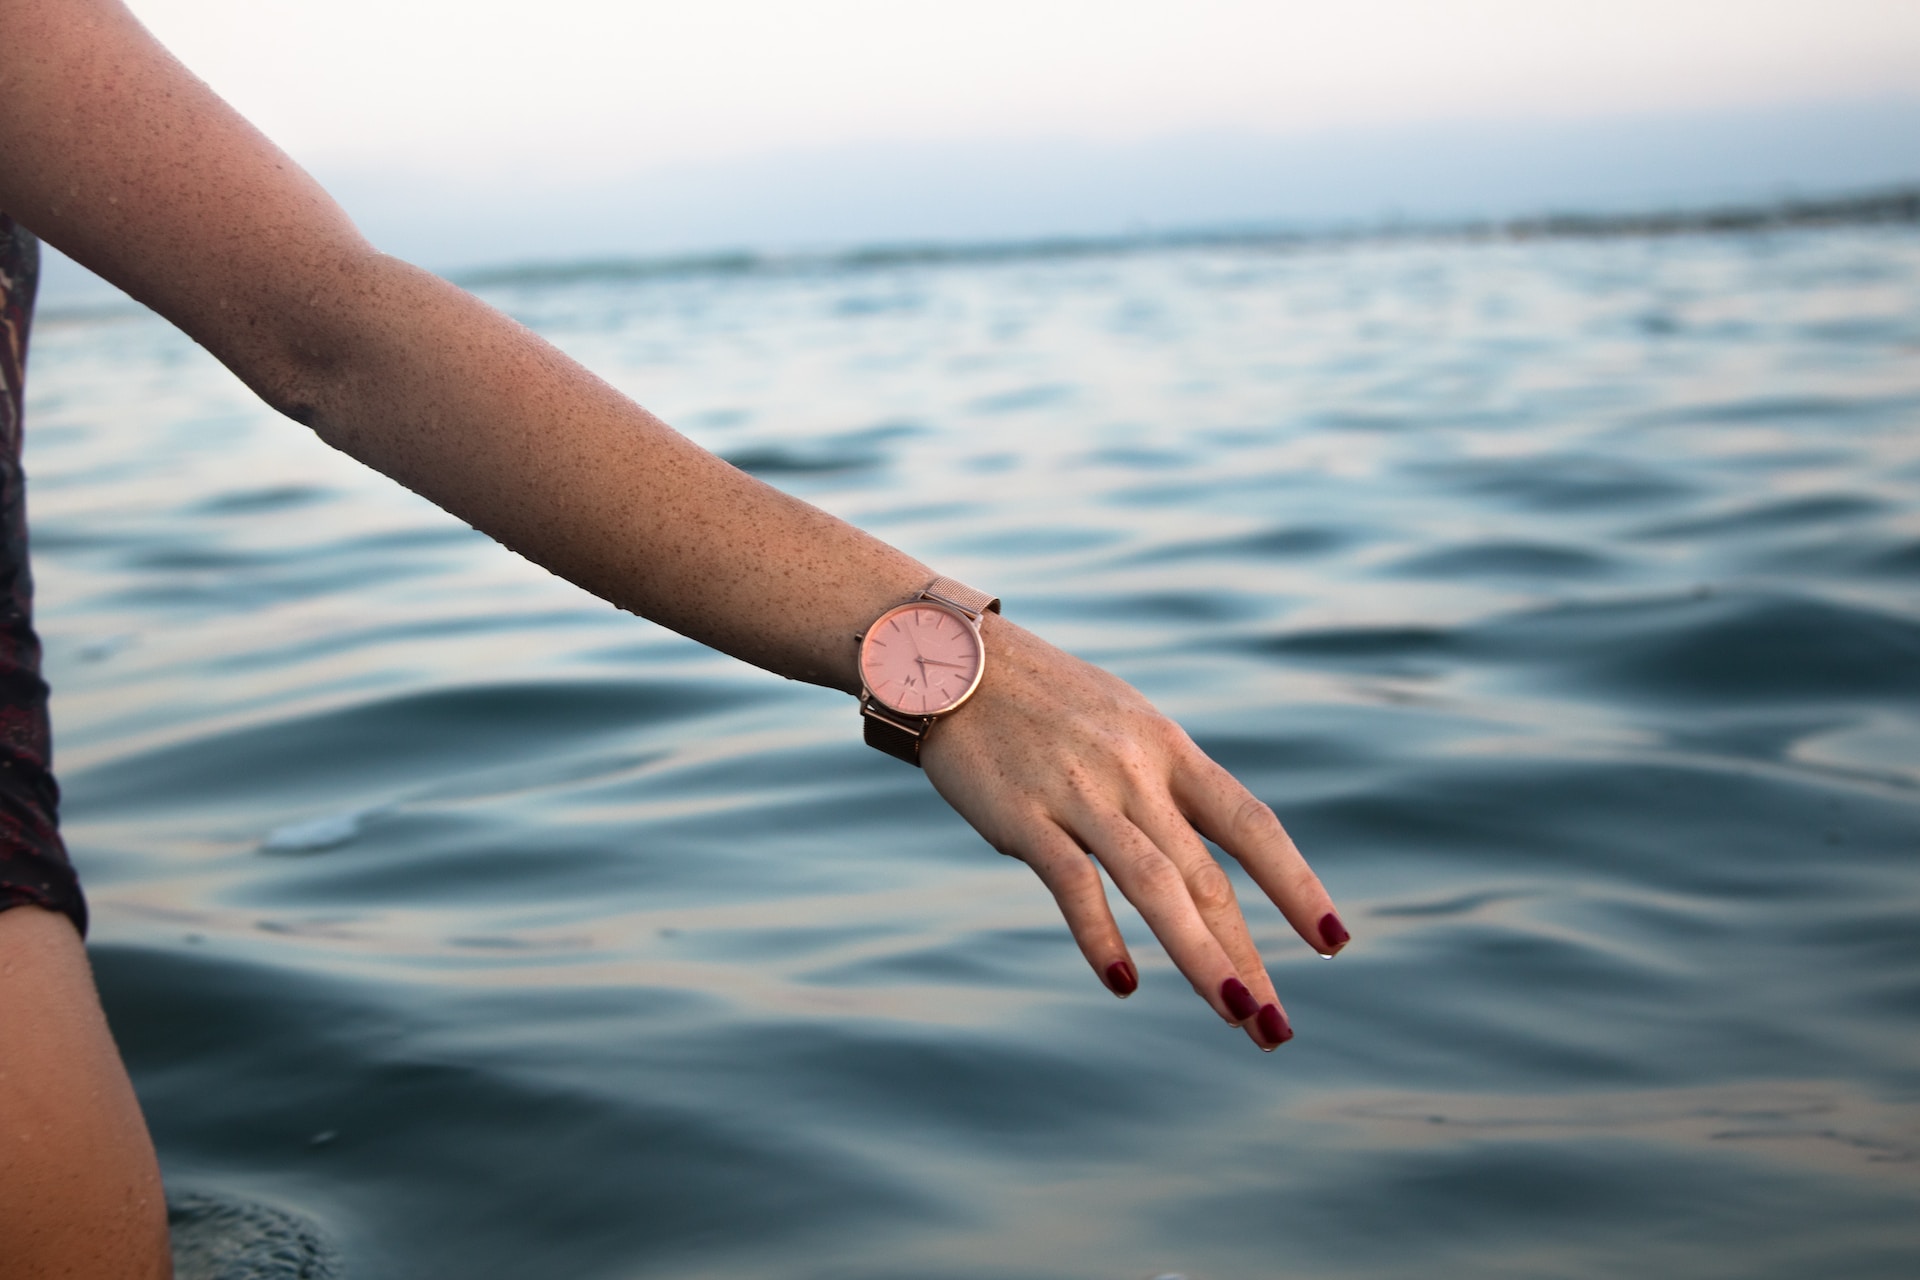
[857,576,1001,766]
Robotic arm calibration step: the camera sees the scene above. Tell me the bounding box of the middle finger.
[1132,798,1293,1050]
[1076,812,1261,1033]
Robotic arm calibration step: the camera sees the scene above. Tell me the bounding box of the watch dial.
[860,603,984,716]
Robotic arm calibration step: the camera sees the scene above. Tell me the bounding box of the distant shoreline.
[452,184,1920,290]
[38,184,1920,322]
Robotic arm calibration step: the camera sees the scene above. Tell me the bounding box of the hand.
[920,615,1346,1051]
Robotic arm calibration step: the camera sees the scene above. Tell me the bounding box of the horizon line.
[447,183,1920,291]
[36,181,1920,323]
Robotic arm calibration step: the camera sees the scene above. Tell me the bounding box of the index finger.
[1175,754,1350,957]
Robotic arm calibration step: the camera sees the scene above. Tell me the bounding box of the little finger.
[1015,824,1140,997]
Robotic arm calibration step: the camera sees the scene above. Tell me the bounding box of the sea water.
[24,226,1920,1279]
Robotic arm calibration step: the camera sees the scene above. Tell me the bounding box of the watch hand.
[918,658,970,668]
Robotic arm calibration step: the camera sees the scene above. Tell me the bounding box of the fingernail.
[1318,912,1351,954]
[1221,977,1259,1022]
[1104,960,1138,997]
[1256,1003,1293,1048]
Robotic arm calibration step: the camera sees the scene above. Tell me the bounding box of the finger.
[1177,754,1350,958]
[1077,813,1256,1027]
[1133,799,1294,1050]
[1015,823,1139,998]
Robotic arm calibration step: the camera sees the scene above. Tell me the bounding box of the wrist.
[855,576,1000,766]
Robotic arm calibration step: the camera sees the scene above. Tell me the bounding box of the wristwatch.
[857,576,1001,766]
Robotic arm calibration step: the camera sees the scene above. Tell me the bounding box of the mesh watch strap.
[922,576,1000,619]
[862,703,927,765]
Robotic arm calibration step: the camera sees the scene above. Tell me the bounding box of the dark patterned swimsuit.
[0,214,83,936]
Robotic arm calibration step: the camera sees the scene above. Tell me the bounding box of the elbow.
[233,248,406,441]
[257,359,344,444]
[275,397,321,431]
[236,326,348,441]
[253,359,331,436]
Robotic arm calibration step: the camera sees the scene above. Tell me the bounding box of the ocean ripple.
[28,224,1920,1279]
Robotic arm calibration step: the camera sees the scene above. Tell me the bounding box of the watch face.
[859,602,985,716]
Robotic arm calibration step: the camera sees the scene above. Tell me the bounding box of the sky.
[41,0,1920,291]
[128,0,1920,177]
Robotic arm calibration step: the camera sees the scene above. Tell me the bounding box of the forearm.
[264,254,931,692]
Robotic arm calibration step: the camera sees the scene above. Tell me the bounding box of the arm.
[0,907,172,1280]
[0,0,1345,1045]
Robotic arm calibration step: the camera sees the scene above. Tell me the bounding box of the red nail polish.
[1221,977,1259,1022]
[1256,1003,1293,1047]
[1104,960,1138,997]
[1319,912,1351,953]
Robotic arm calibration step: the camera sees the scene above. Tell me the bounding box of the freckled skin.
[0,1,1344,1273]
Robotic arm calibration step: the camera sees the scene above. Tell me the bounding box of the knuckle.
[1185,859,1238,915]
[1279,861,1322,901]
[1052,849,1103,897]
[988,836,1025,861]
[1081,724,1157,778]
[1147,716,1193,759]
[1128,849,1187,900]
[1059,761,1104,807]
[1231,793,1278,839]
[993,830,1056,865]
[1112,734,1157,774]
